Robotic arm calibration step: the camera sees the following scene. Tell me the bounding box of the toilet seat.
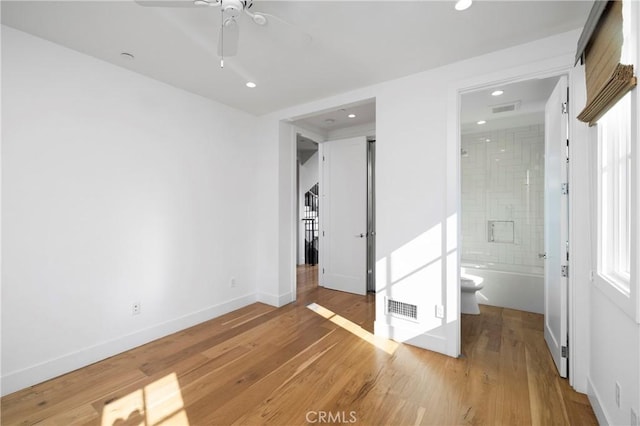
[461,277,483,291]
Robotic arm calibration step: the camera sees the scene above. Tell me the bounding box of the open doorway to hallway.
[291,99,376,298]
[296,135,320,269]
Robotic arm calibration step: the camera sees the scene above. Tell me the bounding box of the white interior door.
[544,75,569,378]
[320,136,367,295]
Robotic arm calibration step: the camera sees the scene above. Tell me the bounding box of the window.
[597,91,632,294]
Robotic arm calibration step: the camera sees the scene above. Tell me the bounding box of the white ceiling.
[461,76,560,134]
[293,99,376,136]
[1,1,593,116]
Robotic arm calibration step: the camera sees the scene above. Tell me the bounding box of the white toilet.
[461,277,484,315]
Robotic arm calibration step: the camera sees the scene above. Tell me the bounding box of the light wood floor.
[2,265,596,425]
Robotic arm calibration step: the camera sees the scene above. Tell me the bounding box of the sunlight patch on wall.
[390,223,442,283]
[375,222,448,338]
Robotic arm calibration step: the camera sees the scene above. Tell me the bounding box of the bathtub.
[461,261,544,314]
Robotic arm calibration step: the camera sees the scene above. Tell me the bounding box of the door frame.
[286,102,377,302]
[452,63,587,391]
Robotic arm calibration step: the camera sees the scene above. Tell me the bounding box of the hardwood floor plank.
[523,327,572,426]
[200,330,341,425]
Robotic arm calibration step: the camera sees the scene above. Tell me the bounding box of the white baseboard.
[374,321,448,355]
[587,376,610,425]
[257,291,293,307]
[1,293,257,397]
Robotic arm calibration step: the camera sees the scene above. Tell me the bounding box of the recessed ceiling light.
[347,114,356,119]
[455,0,472,11]
[491,90,504,96]
[324,118,336,125]
[485,138,491,142]
[120,52,135,60]
[477,120,487,125]
[246,81,257,88]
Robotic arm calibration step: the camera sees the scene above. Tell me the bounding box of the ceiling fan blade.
[149,7,256,83]
[217,19,239,58]
[253,12,312,49]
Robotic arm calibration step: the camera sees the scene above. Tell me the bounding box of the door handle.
[355,233,367,238]
[538,253,547,259]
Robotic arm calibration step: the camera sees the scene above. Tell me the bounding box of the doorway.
[297,135,320,267]
[291,99,376,297]
[459,75,570,378]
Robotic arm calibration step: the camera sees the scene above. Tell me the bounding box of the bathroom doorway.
[459,75,570,377]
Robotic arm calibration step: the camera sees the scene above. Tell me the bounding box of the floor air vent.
[387,299,418,320]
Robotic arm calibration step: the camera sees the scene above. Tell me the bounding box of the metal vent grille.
[387,299,418,320]
[492,105,515,113]
[491,101,521,114]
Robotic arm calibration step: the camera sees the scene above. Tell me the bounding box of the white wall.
[254,29,584,360]
[1,26,261,395]
[584,2,640,422]
[299,152,319,208]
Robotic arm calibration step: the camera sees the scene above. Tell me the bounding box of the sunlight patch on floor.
[307,302,398,355]
[101,372,190,426]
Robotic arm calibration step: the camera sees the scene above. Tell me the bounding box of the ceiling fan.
[135,0,309,69]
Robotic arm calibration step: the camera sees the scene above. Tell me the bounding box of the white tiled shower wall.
[461,124,545,268]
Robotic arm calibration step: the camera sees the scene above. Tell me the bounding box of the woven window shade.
[576,0,637,126]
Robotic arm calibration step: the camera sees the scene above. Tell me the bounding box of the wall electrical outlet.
[435,305,445,319]
[230,277,236,288]
[132,302,141,315]
[615,382,621,408]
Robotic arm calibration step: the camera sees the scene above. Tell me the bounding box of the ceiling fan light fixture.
[455,0,472,11]
[252,13,267,26]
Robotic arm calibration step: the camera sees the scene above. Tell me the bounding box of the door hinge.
[561,183,569,195]
[561,102,568,114]
[323,155,325,161]
[562,345,568,358]
[322,230,325,236]
[322,268,325,274]
[561,265,569,278]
